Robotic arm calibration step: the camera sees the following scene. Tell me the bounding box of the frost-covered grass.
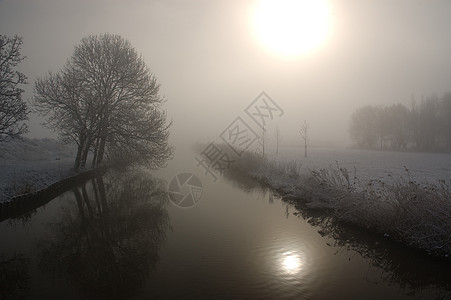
[0,138,76,202]
[268,146,451,183]
[231,151,451,257]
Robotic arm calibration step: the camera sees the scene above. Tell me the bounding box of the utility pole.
[259,125,267,157]
[299,120,309,158]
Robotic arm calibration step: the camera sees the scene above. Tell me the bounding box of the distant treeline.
[349,93,451,152]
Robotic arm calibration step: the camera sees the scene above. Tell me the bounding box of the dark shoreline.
[0,166,108,223]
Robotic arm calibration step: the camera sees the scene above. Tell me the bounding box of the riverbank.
[0,166,108,223]
[0,138,76,202]
[229,151,451,258]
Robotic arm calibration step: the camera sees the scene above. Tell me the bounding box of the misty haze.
[1,0,451,299]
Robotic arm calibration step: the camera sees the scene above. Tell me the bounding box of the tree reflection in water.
[0,253,30,299]
[37,170,170,299]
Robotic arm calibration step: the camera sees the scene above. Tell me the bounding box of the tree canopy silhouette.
[34,34,172,169]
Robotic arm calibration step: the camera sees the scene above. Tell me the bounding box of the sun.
[253,0,332,57]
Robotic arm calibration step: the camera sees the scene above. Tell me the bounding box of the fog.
[2,0,451,149]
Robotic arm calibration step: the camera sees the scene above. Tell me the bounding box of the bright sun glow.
[281,253,302,274]
[253,0,332,57]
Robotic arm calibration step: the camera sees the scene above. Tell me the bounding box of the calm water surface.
[1,149,450,299]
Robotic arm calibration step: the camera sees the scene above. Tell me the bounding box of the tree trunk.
[94,120,108,167]
[74,145,82,170]
[80,140,91,168]
[96,136,107,167]
[91,138,100,168]
[73,135,86,170]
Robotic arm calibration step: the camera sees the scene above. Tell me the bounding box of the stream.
[1,150,450,299]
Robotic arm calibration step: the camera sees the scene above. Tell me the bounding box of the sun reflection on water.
[281,252,302,275]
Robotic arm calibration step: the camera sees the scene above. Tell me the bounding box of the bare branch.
[0,35,28,141]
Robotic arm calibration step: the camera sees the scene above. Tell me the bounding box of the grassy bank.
[229,151,451,258]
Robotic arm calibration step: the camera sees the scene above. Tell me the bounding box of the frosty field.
[270,146,451,184]
[0,138,76,201]
[2,138,451,202]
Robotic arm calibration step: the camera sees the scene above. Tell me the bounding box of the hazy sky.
[2,0,451,148]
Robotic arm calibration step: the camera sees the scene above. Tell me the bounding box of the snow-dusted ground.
[267,146,451,184]
[2,140,450,202]
[0,138,76,202]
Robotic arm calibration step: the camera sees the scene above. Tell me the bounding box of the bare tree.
[441,93,451,150]
[34,69,99,169]
[275,126,280,155]
[0,35,28,141]
[350,98,447,152]
[299,120,309,158]
[375,106,389,149]
[34,34,172,170]
[386,104,409,149]
[417,96,440,151]
[349,106,378,148]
